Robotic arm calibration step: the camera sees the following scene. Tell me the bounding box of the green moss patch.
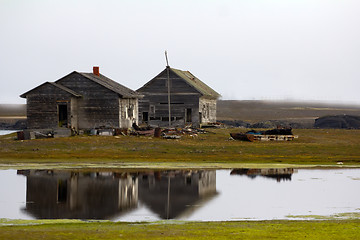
[1,219,359,240]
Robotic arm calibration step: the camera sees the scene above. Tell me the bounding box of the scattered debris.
[132,129,155,137]
[98,129,114,136]
[230,127,297,142]
[15,123,211,140]
[17,130,54,140]
[162,134,181,139]
[201,122,224,128]
[131,123,155,136]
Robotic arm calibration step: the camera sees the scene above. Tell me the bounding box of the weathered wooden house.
[20,67,141,130]
[137,66,220,127]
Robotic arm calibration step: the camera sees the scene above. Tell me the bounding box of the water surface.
[0,168,359,221]
[0,130,17,136]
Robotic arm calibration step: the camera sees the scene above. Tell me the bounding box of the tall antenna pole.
[165,51,171,127]
[165,50,169,67]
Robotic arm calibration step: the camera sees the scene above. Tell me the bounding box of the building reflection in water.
[18,170,138,219]
[230,168,295,182]
[138,170,217,219]
[17,169,217,220]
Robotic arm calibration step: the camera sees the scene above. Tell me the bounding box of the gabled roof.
[49,82,82,97]
[21,71,142,99]
[20,82,82,98]
[77,72,142,98]
[170,68,220,99]
[138,67,220,99]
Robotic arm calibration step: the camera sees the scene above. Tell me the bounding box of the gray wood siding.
[25,83,73,129]
[199,97,217,124]
[138,69,202,127]
[57,73,120,129]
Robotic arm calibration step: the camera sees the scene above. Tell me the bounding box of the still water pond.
[0,168,359,221]
[0,130,17,136]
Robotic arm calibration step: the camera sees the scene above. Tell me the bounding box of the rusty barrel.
[154,127,162,138]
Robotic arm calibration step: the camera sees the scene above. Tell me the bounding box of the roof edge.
[20,81,82,98]
[78,72,142,98]
[170,68,221,99]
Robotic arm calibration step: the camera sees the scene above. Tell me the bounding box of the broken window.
[201,104,210,119]
[150,117,161,120]
[150,105,155,115]
[162,117,175,122]
[206,103,210,118]
[126,105,134,119]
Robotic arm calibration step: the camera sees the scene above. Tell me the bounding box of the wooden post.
[165,51,171,127]
[166,175,171,219]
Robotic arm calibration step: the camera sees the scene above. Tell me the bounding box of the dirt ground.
[216,100,360,128]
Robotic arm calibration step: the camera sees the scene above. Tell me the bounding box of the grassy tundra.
[1,219,360,240]
[1,128,360,239]
[0,128,360,167]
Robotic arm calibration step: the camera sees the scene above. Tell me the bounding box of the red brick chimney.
[93,66,100,76]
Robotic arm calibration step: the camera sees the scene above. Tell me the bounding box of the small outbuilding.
[137,66,220,127]
[20,67,142,131]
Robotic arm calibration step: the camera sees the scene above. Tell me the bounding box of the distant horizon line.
[1,99,360,106]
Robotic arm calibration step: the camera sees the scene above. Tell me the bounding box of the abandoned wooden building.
[137,66,221,127]
[20,67,142,131]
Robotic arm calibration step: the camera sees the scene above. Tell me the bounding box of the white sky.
[1,0,359,104]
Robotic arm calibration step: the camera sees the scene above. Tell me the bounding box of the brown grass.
[1,128,360,166]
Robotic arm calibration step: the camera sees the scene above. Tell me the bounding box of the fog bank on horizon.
[1,0,359,104]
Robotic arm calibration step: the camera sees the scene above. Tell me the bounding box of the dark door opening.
[142,112,149,122]
[57,179,67,203]
[58,104,68,127]
[186,108,192,122]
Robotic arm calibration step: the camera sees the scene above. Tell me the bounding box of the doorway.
[58,104,68,127]
[186,108,192,122]
[142,112,149,123]
[57,179,67,203]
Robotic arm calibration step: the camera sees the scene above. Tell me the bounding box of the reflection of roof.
[138,171,217,219]
[170,68,221,99]
[139,187,218,219]
[175,192,218,219]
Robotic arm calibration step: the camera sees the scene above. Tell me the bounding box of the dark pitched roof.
[78,72,142,98]
[21,71,142,99]
[48,82,82,97]
[170,68,221,99]
[20,82,82,98]
[138,67,220,99]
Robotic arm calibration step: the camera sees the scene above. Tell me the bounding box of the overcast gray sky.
[1,0,359,104]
